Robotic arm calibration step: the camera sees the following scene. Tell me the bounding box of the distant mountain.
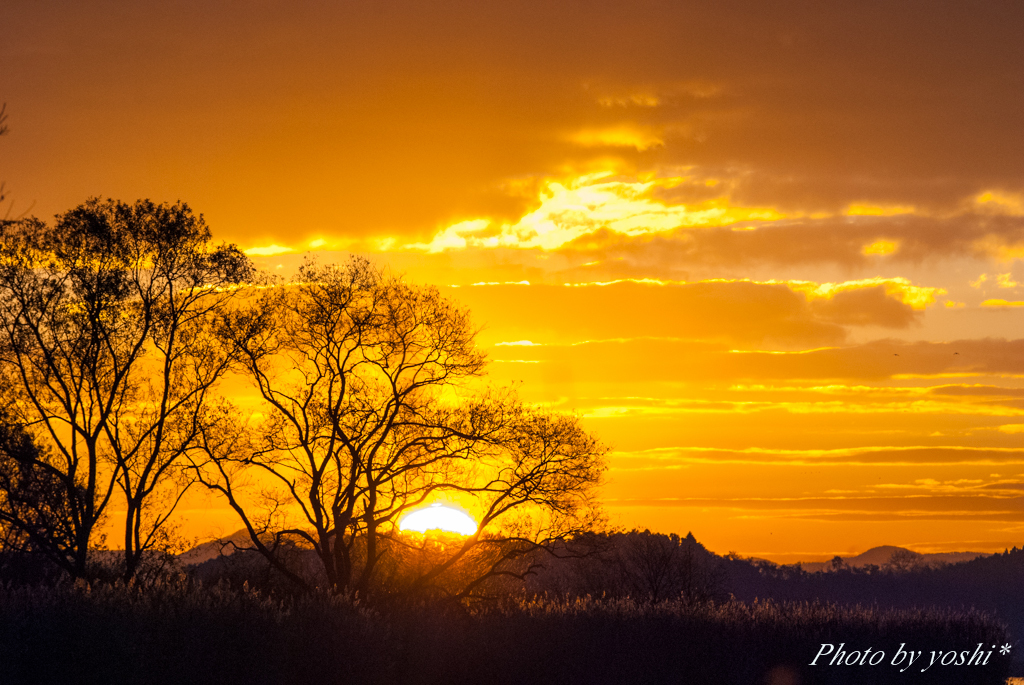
[177,529,252,566]
[799,545,987,573]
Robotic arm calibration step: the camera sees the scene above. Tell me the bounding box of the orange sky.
[3,0,1023,562]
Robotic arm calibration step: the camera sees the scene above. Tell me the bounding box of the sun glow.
[399,504,478,536]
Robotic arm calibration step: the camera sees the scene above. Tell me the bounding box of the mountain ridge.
[797,545,988,573]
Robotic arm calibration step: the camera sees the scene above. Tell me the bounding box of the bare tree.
[194,257,606,597]
[620,530,685,602]
[1,103,9,208]
[0,403,80,568]
[592,531,722,603]
[0,199,252,579]
[884,548,924,574]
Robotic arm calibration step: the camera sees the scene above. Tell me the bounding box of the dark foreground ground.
[0,581,1012,685]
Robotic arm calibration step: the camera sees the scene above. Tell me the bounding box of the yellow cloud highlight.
[407,173,789,252]
[892,373,989,380]
[981,299,1024,308]
[875,478,987,493]
[475,275,942,316]
[495,340,541,346]
[973,190,1024,216]
[996,273,1019,288]
[409,219,493,252]
[727,347,839,356]
[244,244,293,256]
[472,280,530,286]
[595,81,721,108]
[597,94,661,108]
[554,276,942,309]
[563,277,669,287]
[610,445,1024,467]
[861,239,899,256]
[998,424,1024,434]
[785,277,945,310]
[944,301,966,308]
[971,236,1024,263]
[579,398,1024,418]
[569,125,664,150]
[725,383,1007,399]
[846,203,916,217]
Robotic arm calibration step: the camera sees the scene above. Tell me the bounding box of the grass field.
[0,580,1012,685]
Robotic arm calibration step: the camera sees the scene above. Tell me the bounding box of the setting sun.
[399,504,478,536]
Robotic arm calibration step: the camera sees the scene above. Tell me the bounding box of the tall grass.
[0,580,1011,685]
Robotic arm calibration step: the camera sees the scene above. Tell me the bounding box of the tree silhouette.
[884,548,924,574]
[0,404,81,569]
[0,199,252,579]
[0,103,9,208]
[522,530,724,603]
[193,257,607,596]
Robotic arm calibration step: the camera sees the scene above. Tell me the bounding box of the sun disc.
[399,504,478,536]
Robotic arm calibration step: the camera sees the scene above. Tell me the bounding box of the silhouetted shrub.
[525,530,726,604]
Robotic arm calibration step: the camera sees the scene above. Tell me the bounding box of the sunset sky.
[3,0,1023,562]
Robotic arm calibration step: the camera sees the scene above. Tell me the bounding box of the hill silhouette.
[177,530,252,566]
[798,545,988,573]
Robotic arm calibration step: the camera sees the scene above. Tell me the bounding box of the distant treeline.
[724,545,1024,674]
[121,528,1024,651]
[0,579,1010,685]
[0,530,1019,683]
[724,544,1024,612]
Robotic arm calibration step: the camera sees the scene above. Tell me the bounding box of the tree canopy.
[0,202,606,597]
[196,258,607,597]
[0,198,252,578]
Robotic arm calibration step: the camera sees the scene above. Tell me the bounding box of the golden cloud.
[568,124,665,151]
[448,278,938,351]
[861,239,899,255]
[981,299,1024,308]
[244,244,294,256]
[847,204,916,217]
[486,337,1024,385]
[609,445,1024,467]
[973,191,1024,216]
[972,235,1024,263]
[406,172,790,252]
[786,277,945,310]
